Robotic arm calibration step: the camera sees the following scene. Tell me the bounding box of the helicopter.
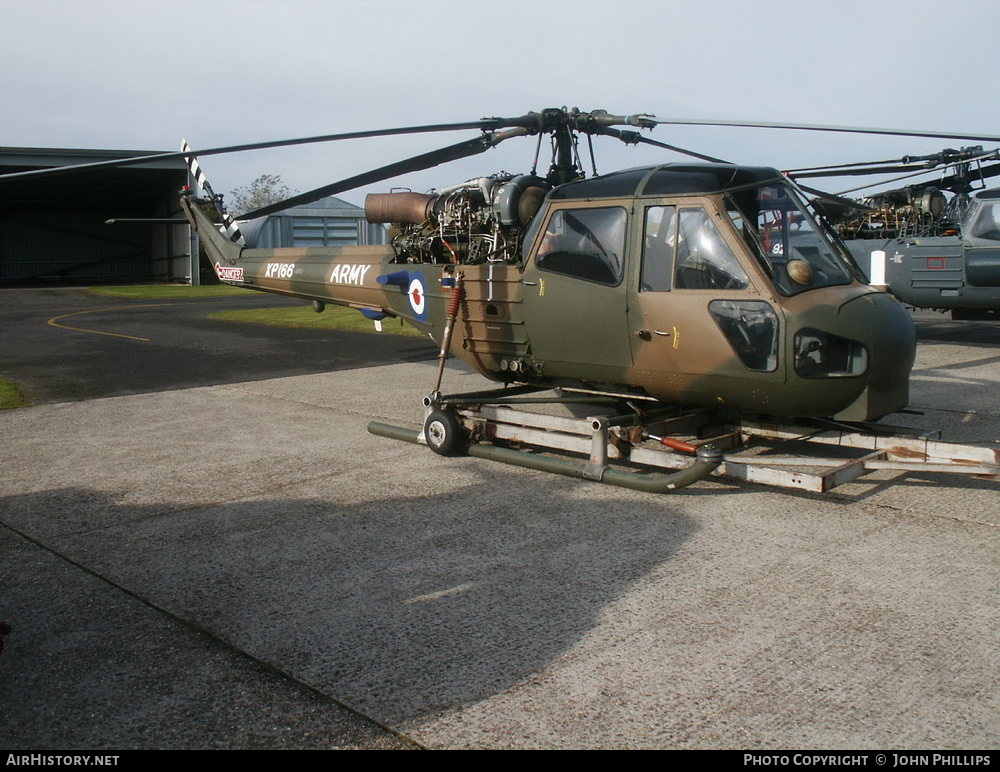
[783,144,1000,318]
[5,108,999,492]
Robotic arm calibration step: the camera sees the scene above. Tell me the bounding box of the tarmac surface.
[1,290,998,749]
[0,287,437,403]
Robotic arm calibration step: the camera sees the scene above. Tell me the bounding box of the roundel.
[407,272,428,321]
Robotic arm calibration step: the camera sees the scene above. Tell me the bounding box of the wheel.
[423,408,467,456]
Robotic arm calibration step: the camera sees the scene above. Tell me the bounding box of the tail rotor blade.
[180,139,244,245]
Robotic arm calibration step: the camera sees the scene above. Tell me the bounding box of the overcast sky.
[5,0,1000,207]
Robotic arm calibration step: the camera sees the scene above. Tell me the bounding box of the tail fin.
[178,139,243,272]
[180,189,243,271]
[180,139,245,246]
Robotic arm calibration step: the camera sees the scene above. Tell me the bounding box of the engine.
[365,173,549,265]
[833,185,955,239]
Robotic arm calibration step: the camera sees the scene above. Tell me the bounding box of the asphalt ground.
[1,291,998,749]
[0,288,437,404]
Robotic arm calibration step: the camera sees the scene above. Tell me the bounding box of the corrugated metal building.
[239,195,386,248]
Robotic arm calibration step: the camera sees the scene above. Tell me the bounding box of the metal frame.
[370,386,999,493]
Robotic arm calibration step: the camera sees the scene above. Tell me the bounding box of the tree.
[228,174,297,214]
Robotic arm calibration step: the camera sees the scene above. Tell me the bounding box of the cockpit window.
[675,208,749,290]
[968,202,1000,240]
[536,207,627,285]
[726,184,854,296]
[641,206,676,291]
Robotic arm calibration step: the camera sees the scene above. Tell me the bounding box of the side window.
[970,202,1000,241]
[675,208,749,290]
[536,207,627,285]
[641,206,676,291]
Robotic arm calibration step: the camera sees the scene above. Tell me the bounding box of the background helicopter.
[5,107,1000,491]
[782,145,1000,319]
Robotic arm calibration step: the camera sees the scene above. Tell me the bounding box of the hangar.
[0,148,385,286]
[0,147,191,285]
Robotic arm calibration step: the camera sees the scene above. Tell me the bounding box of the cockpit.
[966,199,1000,241]
[725,183,864,295]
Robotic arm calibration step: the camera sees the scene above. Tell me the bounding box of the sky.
[4,0,1000,208]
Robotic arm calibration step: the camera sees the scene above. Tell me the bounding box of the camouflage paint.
[181,178,916,422]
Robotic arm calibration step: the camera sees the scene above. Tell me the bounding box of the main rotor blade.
[790,163,946,179]
[648,118,1000,144]
[633,134,730,164]
[784,159,904,174]
[795,182,870,211]
[594,126,730,163]
[0,120,506,183]
[815,151,1000,196]
[236,130,524,219]
[789,149,999,180]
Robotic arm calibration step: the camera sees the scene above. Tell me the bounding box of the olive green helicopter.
[7,108,999,491]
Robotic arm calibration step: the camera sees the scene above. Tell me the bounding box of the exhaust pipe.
[365,192,438,224]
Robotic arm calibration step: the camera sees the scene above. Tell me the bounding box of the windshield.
[726,183,855,296]
[967,201,1000,241]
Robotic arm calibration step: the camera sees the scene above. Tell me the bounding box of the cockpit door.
[521,204,633,382]
[627,204,783,403]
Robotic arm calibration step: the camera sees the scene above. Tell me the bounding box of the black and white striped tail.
[180,139,245,246]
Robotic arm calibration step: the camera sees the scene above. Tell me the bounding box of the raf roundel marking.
[407,272,428,321]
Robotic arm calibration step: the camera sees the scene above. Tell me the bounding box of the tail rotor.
[180,139,245,246]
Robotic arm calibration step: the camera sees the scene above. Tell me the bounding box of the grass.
[88,284,256,299]
[210,304,424,336]
[0,377,30,410]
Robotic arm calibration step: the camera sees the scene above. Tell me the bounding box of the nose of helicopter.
[833,292,916,421]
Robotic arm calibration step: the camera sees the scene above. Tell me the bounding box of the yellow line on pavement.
[46,303,176,342]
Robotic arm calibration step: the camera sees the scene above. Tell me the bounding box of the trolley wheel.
[423,408,468,456]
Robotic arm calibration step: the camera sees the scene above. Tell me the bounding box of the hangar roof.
[0,147,187,213]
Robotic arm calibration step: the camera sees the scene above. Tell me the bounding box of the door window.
[641,206,676,291]
[536,207,627,285]
[675,208,749,290]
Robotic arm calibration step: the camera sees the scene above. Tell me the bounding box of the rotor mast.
[494,107,660,186]
[546,108,582,185]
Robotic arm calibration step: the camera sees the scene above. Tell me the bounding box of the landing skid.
[367,386,1000,493]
